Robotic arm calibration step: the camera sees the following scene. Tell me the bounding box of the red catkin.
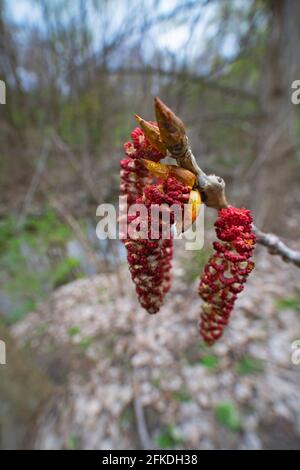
[125,177,190,313]
[120,126,191,314]
[198,206,256,345]
[119,125,164,239]
[120,128,152,207]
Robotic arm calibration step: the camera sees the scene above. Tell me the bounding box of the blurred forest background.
[1,0,300,450]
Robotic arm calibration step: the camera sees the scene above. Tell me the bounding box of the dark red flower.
[120,127,191,313]
[125,176,190,314]
[198,206,256,345]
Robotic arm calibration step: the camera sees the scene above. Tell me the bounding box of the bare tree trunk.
[250,0,300,231]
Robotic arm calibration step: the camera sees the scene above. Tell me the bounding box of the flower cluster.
[198,206,256,345]
[125,177,190,313]
[119,125,165,238]
[120,126,191,313]
[120,128,152,206]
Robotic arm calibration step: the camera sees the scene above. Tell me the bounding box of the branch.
[17,138,50,228]
[253,225,300,268]
[47,194,99,271]
[132,381,154,450]
[50,132,99,202]
[115,67,258,103]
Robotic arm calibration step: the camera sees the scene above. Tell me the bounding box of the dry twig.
[18,139,50,228]
[132,383,154,450]
[254,225,300,268]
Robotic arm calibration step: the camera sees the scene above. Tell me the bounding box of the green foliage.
[34,323,49,337]
[155,425,184,449]
[66,434,79,450]
[120,407,134,424]
[200,355,219,369]
[296,118,300,139]
[0,210,83,323]
[67,325,81,337]
[235,356,264,375]
[275,297,300,311]
[9,299,37,324]
[51,257,81,287]
[151,376,162,388]
[215,402,242,432]
[197,341,211,352]
[184,248,212,283]
[113,114,133,148]
[79,336,93,352]
[171,385,191,403]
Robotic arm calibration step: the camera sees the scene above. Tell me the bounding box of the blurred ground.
[11,240,300,450]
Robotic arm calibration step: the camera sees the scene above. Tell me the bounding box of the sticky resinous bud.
[154,97,189,158]
[134,114,167,156]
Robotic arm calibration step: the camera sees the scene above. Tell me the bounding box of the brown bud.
[134,114,167,156]
[154,97,188,157]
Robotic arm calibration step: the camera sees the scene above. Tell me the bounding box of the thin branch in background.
[17,138,50,228]
[50,132,99,202]
[132,381,155,450]
[110,241,126,296]
[254,225,300,268]
[113,67,258,102]
[247,113,290,179]
[47,194,99,271]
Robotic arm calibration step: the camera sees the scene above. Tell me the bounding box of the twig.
[50,132,99,202]
[47,195,99,271]
[253,225,300,268]
[132,381,155,450]
[17,139,50,228]
[114,67,258,102]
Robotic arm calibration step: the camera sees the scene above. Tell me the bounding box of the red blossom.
[198,206,256,345]
[121,125,256,334]
[126,176,190,314]
[120,125,165,206]
[120,126,191,314]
